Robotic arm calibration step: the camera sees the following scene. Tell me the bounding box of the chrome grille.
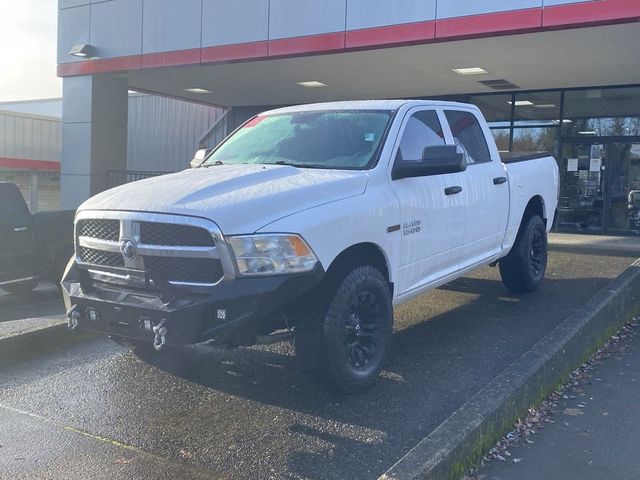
[144,257,223,284]
[77,219,120,241]
[140,222,215,247]
[75,211,235,291]
[78,247,125,268]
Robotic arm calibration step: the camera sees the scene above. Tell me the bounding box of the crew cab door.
[443,109,509,267]
[390,108,466,298]
[0,184,38,282]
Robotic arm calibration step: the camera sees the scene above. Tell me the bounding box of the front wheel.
[295,265,393,394]
[499,214,548,293]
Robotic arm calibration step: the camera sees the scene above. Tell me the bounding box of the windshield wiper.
[262,161,325,169]
[203,160,225,167]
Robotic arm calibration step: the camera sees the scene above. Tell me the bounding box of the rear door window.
[444,110,491,164]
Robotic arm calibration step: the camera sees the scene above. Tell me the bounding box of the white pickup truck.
[62,100,559,393]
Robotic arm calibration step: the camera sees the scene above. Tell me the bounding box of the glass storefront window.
[512,127,559,153]
[513,91,561,127]
[469,94,512,128]
[564,87,640,136]
[491,128,510,152]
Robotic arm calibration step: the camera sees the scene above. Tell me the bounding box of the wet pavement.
[0,247,637,480]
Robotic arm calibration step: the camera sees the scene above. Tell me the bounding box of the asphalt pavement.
[478,320,640,480]
[0,245,637,480]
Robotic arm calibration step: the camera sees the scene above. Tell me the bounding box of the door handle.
[444,186,463,196]
[493,176,507,185]
[13,227,28,232]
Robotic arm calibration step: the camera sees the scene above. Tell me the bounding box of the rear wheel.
[294,265,393,394]
[0,278,39,295]
[499,214,548,293]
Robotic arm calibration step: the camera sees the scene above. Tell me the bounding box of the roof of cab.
[262,100,474,115]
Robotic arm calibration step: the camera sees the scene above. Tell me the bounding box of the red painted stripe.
[57,61,92,77]
[91,55,142,74]
[201,41,268,63]
[56,1,639,78]
[543,0,640,27]
[346,20,436,48]
[436,8,542,39]
[268,32,345,57]
[0,157,60,171]
[141,48,201,68]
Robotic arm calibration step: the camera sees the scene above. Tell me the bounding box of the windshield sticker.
[243,116,267,128]
[364,133,375,142]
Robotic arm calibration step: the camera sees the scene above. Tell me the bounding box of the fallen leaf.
[563,408,585,416]
[179,449,193,460]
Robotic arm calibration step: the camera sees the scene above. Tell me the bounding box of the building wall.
[0,110,61,164]
[127,94,223,172]
[58,0,637,74]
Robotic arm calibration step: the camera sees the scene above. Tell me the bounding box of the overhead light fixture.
[552,119,573,124]
[184,88,212,94]
[578,131,598,135]
[534,104,556,108]
[452,67,488,75]
[297,81,327,88]
[507,100,534,106]
[69,44,95,58]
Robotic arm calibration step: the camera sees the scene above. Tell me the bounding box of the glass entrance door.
[558,137,640,234]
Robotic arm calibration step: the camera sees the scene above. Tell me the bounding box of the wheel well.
[522,196,546,226]
[325,243,392,292]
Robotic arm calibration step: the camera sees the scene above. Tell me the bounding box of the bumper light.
[228,234,318,276]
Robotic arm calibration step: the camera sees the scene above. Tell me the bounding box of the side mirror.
[190,148,212,168]
[392,145,466,180]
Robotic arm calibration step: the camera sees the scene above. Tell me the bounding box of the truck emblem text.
[119,239,137,260]
[403,219,421,236]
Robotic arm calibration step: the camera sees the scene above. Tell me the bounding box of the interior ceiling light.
[184,88,212,94]
[578,131,598,135]
[534,104,556,108]
[297,81,328,88]
[69,44,95,58]
[507,100,534,106]
[452,67,488,75]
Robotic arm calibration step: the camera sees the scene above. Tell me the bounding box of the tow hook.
[66,305,80,330]
[152,320,168,351]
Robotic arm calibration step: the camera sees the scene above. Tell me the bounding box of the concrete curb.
[380,258,640,480]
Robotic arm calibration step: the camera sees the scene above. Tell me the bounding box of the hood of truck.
[79,164,368,234]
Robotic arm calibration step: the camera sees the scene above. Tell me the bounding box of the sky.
[0,0,62,101]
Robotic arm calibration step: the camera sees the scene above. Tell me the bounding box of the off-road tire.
[499,214,548,293]
[294,265,393,394]
[0,279,39,295]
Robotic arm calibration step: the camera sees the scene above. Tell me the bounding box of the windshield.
[203,110,392,170]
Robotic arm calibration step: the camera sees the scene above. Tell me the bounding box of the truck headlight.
[228,234,318,276]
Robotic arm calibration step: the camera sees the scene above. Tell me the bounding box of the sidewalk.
[478,321,640,480]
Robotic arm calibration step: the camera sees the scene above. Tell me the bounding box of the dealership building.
[56,0,640,233]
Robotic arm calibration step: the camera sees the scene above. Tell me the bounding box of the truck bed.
[500,151,552,164]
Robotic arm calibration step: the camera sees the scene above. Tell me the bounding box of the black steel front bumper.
[61,261,324,347]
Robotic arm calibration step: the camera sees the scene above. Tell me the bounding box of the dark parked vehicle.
[0,182,74,294]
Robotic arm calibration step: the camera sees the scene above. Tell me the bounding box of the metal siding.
[59,0,89,9]
[0,112,61,162]
[143,0,202,54]
[269,0,347,39]
[202,0,269,47]
[57,4,90,64]
[90,0,143,58]
[436,0,542,19]
[347,0,437,30]
[126,95,223,172]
